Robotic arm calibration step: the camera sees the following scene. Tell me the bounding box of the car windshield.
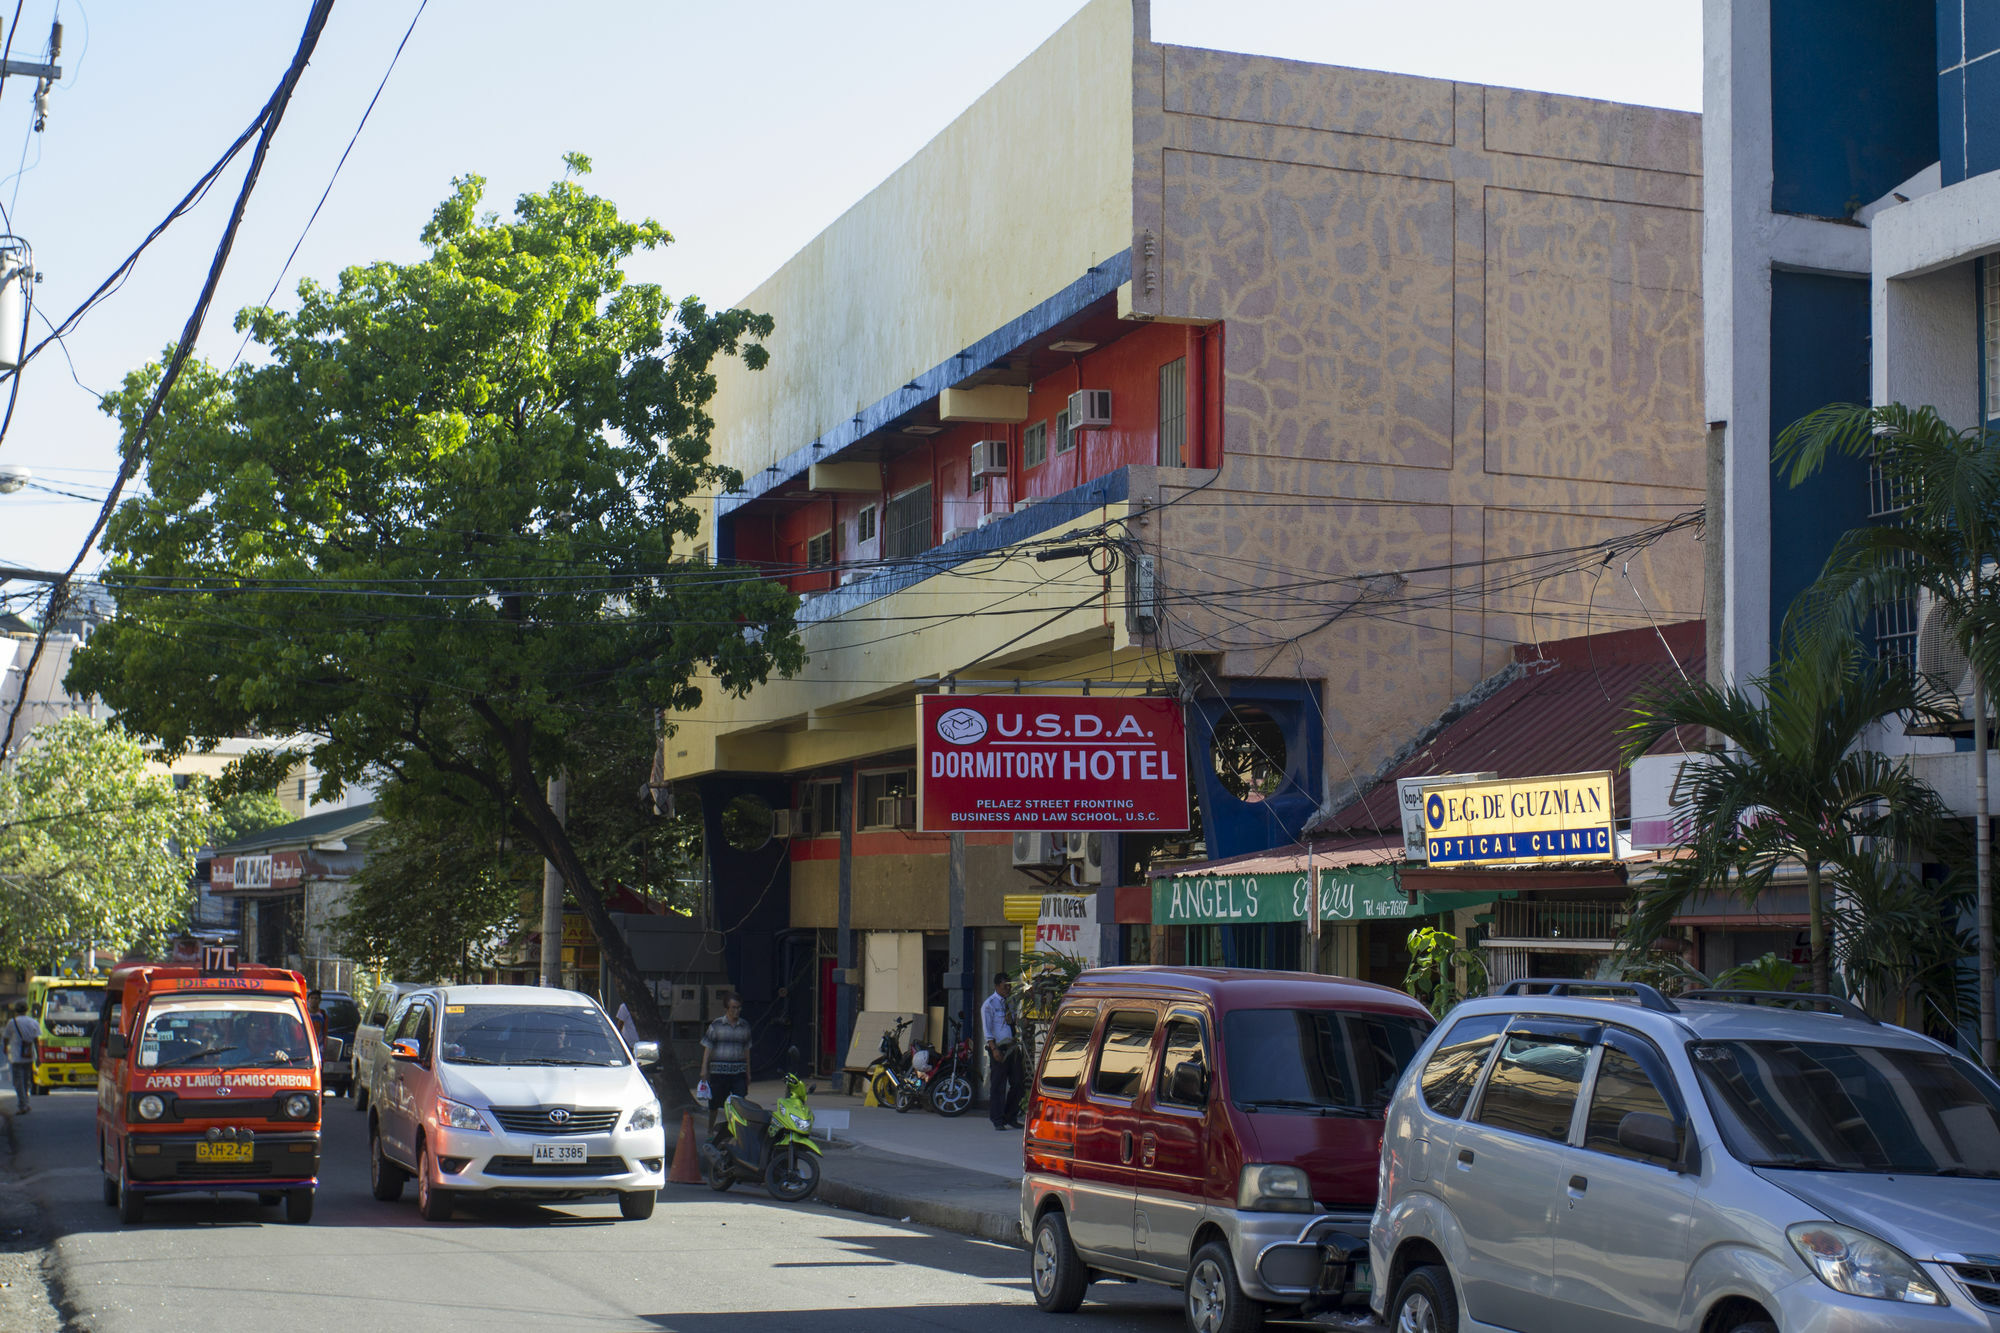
[1691,1039,2000,1176]
[138,999,311,1070]
[1223,1008,1430,1114]
[441,1004,628,1067]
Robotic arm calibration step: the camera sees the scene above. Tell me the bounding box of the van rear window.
[1037,1009,1096,1096]
[1224,1008,1430,1114]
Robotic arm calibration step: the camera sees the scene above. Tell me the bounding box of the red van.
[1021,966,1433,1331]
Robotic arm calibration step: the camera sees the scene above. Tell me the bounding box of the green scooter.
[698,1055,822,1201]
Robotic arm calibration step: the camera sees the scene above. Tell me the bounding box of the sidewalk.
[723,1076,1025,1245]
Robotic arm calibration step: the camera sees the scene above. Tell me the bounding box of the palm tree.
[1621,640,1958,998]
[1776,402,2000,1066]
[1826,847,1973,1029]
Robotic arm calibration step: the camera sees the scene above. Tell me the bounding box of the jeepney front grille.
[485,1155,626,1178]
[173,1159,272,1180]
[489,1107,620,1135]
[174,1096,283,1120]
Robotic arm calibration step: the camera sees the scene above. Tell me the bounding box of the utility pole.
[539,773,566,988]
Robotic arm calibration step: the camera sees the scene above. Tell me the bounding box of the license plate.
[195,1141,254,1163]
[1353,1262,1373,1293]
[532,1142,587,1164]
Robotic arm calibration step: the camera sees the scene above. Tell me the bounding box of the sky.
[0,0,1701,577]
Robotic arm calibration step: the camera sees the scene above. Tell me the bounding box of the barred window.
[1159,356,1187,466]
[856,504,876,544]
[1023,421,1048,469]
[1055,408,1074,454]
[882,484,933,559]
[806,530,835,569]
[1986,258,2000,423]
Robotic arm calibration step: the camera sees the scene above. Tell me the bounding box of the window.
[883,484,933,559]
[1473,1034,1589,1142]
[1584,1044,1680,1167]
[1023,421,1048,469]
[858,768,914,829]
[1224,1008,1431,1112]
[1037,1008,1096,1096]
[1156,1016,1208,1108]
[691,543,709,565]
[366,992,391,1027]
[970,468,985,494]
[1093,1009,1156,1098]
[806,530,835,569]
[296,779,306,802]
[856,504,877,544]
[1054,408,1074,454]
[1987,257,2000,423]
[1159,356,1187,466]
[1419,1013,1510,1119]
[803,780,840,836]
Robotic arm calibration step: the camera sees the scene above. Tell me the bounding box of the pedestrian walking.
[699,992,751,1132]
[5,1001,37,1113]
[982,972,1022,1131]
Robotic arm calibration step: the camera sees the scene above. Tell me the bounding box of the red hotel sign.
[918,695,1190,832]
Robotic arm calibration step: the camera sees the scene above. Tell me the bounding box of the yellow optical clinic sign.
[1421,771,1617,865]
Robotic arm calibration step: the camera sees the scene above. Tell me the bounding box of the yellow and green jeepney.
[27,975,106,1092]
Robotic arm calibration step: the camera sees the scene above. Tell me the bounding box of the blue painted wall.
[1186,679,1324,861]
[1940,0,2000,183]
[1772,0,1937,216]
[1768,270,1873,653]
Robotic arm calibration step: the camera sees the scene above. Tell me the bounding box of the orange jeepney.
[95,960,328,1224]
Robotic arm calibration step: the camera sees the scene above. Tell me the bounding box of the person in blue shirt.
[981,972,1021,1131]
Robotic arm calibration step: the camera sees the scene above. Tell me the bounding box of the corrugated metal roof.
[1159,834,1404,880]
[1317,621,1704,838]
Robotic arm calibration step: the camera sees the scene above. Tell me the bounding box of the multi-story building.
[665,0,1707,1070]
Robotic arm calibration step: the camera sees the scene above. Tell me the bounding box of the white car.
[366,984,667,1221]
[351,980,417,1113]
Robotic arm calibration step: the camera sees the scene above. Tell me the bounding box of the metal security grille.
[489,1107,622,1135]
[883,483,933,559]
[1987,258,2000,422]
[1868,456,1917,670]
[1158,356,1187,466]
[806,530,834,569]
[1023,421,1047,469]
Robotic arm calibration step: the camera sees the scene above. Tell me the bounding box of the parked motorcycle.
[890,1014,974,1117]
[864,1016,915,1107]
[698,1053,822,1202]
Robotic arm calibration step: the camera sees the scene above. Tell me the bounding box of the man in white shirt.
[4,1001,37,1113]
[981,972,1021,1131]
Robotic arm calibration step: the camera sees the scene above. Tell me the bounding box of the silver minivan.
[367,984,667,1222]
[1372,981,2000,1332]
[351,980,416,1113]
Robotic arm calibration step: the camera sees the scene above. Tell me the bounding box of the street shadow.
[820,1231,1023,1281]
[631,1296,1188,1331]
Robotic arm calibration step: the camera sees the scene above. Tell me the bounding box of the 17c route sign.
[917,694,1191,833]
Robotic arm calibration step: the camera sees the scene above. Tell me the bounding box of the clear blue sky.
[0,0,1699,575]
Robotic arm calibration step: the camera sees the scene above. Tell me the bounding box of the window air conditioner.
[876,796,917,829]
[1916,585,1980,719]
[977,509,1007,528]
[1012,832,1065,867]
[970,440,1008,477]
[1067,389,1112,429]
[1064,831,1104,884]
[943,525,977,543]
[770,809,796,839]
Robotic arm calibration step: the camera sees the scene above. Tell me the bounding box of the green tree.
[1776,402,2000,1065]
[336,806,533,983]
[0,716,214,967]
[68,161,802,1109]
[1404,924,1488,1018]
[1621,640,1959,997]
[210,785,287,847]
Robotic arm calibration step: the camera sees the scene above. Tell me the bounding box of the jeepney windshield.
[137,997,311,1070]
[43,988,101,1022]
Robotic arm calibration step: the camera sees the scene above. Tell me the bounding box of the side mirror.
[103,1032,128,1060]
[390,1037,422,1063]
[320,1036,345,1062]
[1170,1058,1209,1105]
[1617,1111,1684,1167]
[633,1040,660,1067]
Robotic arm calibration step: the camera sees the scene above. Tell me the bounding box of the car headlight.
[137,1094,165,1121]
[626,1101,660,1132]
[1788,1223,1946,1305]
[1237,1163,1313,1213]
[282,1092,315,1120]
[434,1097,488,1132]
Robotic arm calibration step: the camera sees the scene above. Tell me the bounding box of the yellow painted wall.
[702,0,1135,486]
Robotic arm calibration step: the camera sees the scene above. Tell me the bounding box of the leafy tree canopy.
[0,716,214,967]
[210,785,288,847]
[70,161,802,1105]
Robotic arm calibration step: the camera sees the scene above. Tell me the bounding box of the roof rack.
[1678,989,1878,1025]
[1495,979,1679,1014]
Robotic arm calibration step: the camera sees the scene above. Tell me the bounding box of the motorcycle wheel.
[766,1144,820,1202]
[928,1071,974,1117]
[704,1145,734,1193]
[869,1068,897,1107]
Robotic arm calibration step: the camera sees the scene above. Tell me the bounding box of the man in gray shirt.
[700,992,751,1131]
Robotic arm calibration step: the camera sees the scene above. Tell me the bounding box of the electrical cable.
[0,0,338,761]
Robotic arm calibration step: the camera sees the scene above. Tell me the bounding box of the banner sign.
[1397,773,1495,860]
[212,850,308,894]
[1421,771,1617,866]
[918,695,1190,832]
[1152,864,1405,925]
[1033,892,1101,965]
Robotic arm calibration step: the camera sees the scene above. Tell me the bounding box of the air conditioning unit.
[943,525,977,543]
[1068,389,1112,428]
[970,439,1008,477]
[1916,588,1977,712]
[1012,832,1065,868]
[876,796,917,829]
[770,808,797,839]
[1064,831,1104,884]
[977,509,1007,528]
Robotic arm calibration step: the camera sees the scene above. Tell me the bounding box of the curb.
[814,1173,1023,1247]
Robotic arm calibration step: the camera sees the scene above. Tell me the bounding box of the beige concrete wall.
[1129,38,1706,799]
[790,842,1017,931]
[701,0,1135,489]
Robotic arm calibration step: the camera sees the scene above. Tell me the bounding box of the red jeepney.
[95,960,328,1224]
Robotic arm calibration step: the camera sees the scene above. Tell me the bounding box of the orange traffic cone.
[669,1109,704,1185]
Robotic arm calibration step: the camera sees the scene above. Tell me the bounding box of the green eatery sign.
[1152,864,1405,924]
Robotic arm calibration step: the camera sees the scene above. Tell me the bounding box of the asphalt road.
[6,1089,1249,1333]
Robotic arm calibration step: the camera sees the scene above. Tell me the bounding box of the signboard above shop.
[1151,864,1404,925]
[1397,772,1495,859]
[1420,770,1617,866]
[917,694,1190,833]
